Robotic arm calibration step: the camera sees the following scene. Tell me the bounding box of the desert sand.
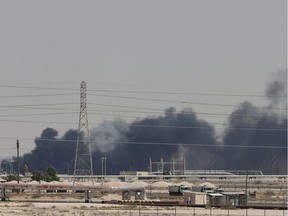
[0,201,286,216]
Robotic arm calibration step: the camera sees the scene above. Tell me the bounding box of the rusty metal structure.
[149,158,186,175]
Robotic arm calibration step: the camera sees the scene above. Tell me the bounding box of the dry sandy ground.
[0,202,286,216]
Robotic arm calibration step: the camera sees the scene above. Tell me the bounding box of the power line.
[4,100,287,120]
[0,93,77,98]
[0,85,78,91]
[0,85,267,97]
[88,116,287,130]
[0,86,286,111]
[87,89,270,97]
[112,141,288,149]
[0,119,76,125]
[0,102,79,108]
[123,123,287,131]
[89,102,164,111]
[0,119,285,131]
[87,108,286,120]
[0,111,78,118]
[0,138,285,150]
[0,85,286,134]
[87,93,287,111]
[0,103,286,120]
[0,84,286,98]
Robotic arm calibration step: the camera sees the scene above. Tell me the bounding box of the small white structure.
[120,171,149,176]
[183,191,207,205]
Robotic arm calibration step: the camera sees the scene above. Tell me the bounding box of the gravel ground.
[0,202,286,216]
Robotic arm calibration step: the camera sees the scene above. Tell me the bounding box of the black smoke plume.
[222,70,287,174]
[91,107,219,173]
[21,128,78,174]
[14,71,287,175]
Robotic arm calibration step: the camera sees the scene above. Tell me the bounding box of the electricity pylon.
[73,81,93,185]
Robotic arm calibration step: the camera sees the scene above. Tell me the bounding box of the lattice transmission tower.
[73,81,93,184]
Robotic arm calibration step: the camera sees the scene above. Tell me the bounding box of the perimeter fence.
[76,205,287,216]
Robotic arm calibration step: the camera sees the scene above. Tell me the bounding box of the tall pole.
[101,157,104,177]
[16,140,20,184]
[172,158,175,175]
[183,158,186,175]
[73,81,93,185]
[104,157,107,176]
[245,168,248,194]
[101,157,105,185]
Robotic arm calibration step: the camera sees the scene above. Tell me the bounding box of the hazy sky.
[0,0,286,158]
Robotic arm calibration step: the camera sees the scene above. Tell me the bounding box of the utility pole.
[16,140,20,184]
[245,168,248,194]
[101,157,107,183]
[101,157,104,177]
[104,157,107,176]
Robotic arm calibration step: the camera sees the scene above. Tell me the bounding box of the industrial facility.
[0,82,286,212]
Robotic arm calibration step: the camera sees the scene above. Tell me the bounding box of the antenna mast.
[73,81,93,184]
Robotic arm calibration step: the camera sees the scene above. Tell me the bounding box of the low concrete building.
[221,192,248,206]
[183,191,207,205]
[208,191,248,206]
[207,193,225,205]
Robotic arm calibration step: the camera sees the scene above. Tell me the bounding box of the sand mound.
[175,181,194,187]
[150,181,171,188]
[198,182,216,188]
[104,181,127,187]
[130,181,149,187]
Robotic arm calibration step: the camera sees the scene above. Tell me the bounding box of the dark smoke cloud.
[222,70,287,174]
[265,70,287,110]
[14,71,286,175]
[21,128,77,174]
[92,107,220,173]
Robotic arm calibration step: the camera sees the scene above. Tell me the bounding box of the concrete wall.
[183,191,207,205]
